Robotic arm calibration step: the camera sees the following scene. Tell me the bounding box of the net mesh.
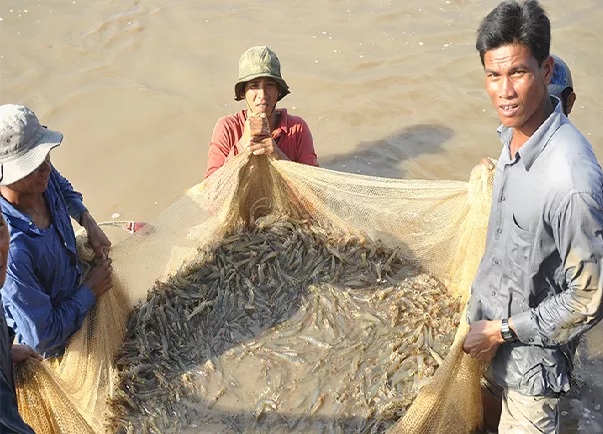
[13,153,494,433]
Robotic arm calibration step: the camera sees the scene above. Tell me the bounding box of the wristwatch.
[501,318,515,342]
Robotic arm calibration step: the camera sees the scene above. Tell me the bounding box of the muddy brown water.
[1,0,602,432]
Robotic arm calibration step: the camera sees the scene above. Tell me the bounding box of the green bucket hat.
[234,46,290,102]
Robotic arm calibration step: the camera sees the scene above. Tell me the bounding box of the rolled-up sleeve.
[512,192,603,346]
[2,256,95,355]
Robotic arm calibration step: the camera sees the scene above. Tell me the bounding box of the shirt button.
[501,196,506,202]
[491,291,496,296]
[64,242,68,247]
[528,338,534,343]
[496,228,502,234]
[493,259,500,265]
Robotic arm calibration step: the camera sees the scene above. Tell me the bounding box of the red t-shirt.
[205,108,319,179]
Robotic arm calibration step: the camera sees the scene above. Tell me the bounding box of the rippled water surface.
[1,1,602,432]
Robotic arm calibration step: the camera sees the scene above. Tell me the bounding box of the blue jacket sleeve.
[1,258,96,355]
[51,166,88,223]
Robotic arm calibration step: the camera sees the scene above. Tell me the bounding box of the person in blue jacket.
[0,104,113,359]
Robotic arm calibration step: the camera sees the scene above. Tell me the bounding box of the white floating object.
[111,213,121,219]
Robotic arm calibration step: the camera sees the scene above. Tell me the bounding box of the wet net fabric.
[13,153,494,433]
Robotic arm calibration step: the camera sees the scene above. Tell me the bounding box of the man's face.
[483,44,553,130]
[244,77,279,116]
[7,153,52,194]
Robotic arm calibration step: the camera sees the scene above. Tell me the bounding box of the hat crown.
[550,55,573,89]
[0,104,45,164]
[238,46,283,81]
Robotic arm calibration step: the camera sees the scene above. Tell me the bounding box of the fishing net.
[13,152,494,433]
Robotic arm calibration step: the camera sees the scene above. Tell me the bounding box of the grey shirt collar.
[497,97,564,171]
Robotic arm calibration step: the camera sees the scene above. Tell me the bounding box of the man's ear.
[565,91,576,116]
[543,55,554,86]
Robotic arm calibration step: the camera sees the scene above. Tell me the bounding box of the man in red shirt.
[205,46,319,179]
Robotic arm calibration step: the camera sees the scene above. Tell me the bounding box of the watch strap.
[501,318,514,342]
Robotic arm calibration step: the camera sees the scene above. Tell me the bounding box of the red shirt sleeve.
[205,114,243,179]
[293,118,319,167]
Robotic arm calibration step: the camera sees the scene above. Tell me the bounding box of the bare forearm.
[79,210,93,227]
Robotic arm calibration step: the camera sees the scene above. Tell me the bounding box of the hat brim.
[0,128,62,186]
[234,73,291,102]
[548,84,571,98]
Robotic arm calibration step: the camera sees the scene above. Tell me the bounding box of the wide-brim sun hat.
[234,46,291,102]
[0,104,63,186]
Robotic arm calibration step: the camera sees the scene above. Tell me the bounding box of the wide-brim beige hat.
[234,46,290,102]
[0,104,63,186]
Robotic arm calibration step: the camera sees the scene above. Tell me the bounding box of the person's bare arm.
[80,211,111,259]
[11,344,42,363]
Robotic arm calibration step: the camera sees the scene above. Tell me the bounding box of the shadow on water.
[321,124,454,179]
[110,205,420,433]
[176,408,391,433]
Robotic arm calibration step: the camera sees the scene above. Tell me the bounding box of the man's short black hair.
[476,0,550,67]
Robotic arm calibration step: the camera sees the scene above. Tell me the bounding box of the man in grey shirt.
[462,1,603,433]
